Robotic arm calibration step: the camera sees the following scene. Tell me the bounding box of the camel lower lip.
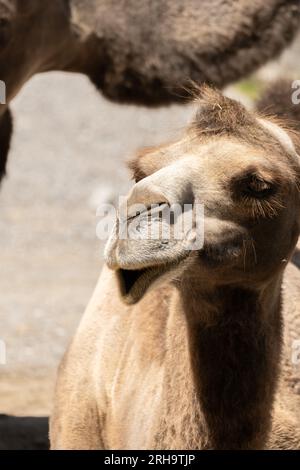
[117,265,166,301]
[118,267,150,294]
[116,254,190,304]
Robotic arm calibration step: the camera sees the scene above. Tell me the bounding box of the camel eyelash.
[231,172,276,199]
[242,176,275,200]
[241,194,285,219]
[231,173,284,218]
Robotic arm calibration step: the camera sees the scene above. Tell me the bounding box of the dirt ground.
[0,34,300,424]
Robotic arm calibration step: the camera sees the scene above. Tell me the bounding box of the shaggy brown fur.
[51,88,300,449]
[1,0,300,180]
[73,0,300,104]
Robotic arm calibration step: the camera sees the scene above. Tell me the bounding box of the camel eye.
[243,175,274,199]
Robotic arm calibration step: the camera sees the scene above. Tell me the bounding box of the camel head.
[105,86,300,304]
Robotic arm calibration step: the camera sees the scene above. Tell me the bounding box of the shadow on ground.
[0,415,49,450]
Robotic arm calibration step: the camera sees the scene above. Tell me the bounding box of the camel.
[1,0,300,183]
[257,79,300,133]
[50,86,300,449]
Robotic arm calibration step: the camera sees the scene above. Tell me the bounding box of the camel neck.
[175,279,283,449]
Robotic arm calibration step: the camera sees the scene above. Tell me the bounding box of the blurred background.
[0,32,300,418]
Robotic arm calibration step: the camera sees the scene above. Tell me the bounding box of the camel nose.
[121,157,196,220]
[105,158,204,270]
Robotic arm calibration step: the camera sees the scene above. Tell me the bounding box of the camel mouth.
[117,260,182,304]
[117,265,168,304]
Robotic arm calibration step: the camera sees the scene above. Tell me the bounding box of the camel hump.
[70,0,300,103]
[257,80,300,133]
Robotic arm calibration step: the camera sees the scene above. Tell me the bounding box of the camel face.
[105,88,300,303]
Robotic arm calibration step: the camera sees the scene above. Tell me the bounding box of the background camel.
[1,0,300,182]
[51,87,300,449]
[257,79,300,133]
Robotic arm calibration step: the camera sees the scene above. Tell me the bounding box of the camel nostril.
[127,202,169,221]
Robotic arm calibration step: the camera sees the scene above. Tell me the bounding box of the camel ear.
[127,147,154,182]
[256,80,300,156]
[258,118,300,163]
[127,140,183,182]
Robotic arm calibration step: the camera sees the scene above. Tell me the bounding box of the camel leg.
[0,107,12,183]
